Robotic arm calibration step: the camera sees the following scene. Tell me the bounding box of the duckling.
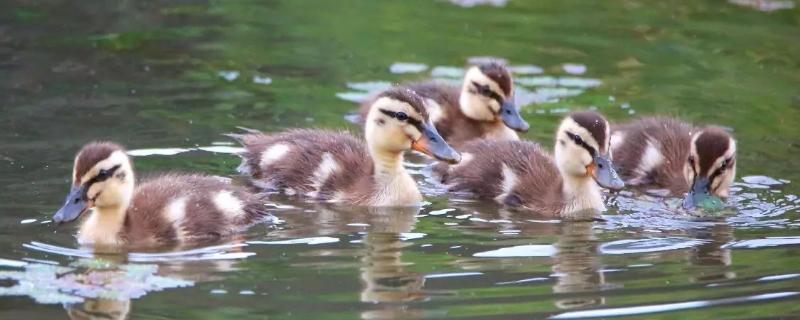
[609,117,736,208]
[51,142,274,248]
[360,62,529,146]
[433,111,624,219]
[234,88,460,207]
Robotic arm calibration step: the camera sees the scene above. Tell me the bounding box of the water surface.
[1,0,800,318]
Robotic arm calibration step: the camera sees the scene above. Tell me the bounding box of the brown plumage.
[234,129,377,204]
[610,117,736,196]
[434,140,565,215]
[433,111,623,219]
[53,142,274,249]
[359,62,523,146]
[610,117,692,195]
[120,174,272,247]
[234,87,460,206]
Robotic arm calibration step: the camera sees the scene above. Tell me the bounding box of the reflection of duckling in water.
[66,299,130,320]
[265,205,428,318]
[552,221,606,310]
[51,142,275,251]
[61,250,250,320]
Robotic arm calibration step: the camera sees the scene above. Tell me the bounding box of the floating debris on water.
[467,56,508,65]
[562,63,587,75]
[252,76,272,85]
[335,92,370,103]
[729,0,795,12]
[218,71,239,82]
[448,0,508,7]
[389,62,428,74]
[430,66,465,78]
[509,65,544,74]
[346,81,393,92]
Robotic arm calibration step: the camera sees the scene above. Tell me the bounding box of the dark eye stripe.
[707,157,734,191]
[82,164,121,200]
[565,131,597,158]
[379,108,424,131]
[471,81,505,107]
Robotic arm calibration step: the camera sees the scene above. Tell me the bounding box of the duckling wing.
[434,140,560,210]
[231,129,371,201]
[126,174,274,245]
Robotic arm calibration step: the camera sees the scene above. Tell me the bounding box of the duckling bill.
[233,88,460,207]
[52,142,275,248]
[434,111,624,219]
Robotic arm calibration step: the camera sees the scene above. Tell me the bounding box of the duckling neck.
[78,205,128,247]
[481,121,519,140]
[560,175,605,219]
[368,148,422,206]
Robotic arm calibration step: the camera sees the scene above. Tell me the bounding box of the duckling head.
[554,111,624,190]
[365,88,461,164]
[53,142,135,224]
[458,62,529,132]
[683,127,737,209]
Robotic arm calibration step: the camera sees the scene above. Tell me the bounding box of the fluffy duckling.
[610,117,737,208]
[434,111,624,219]
[52,142,274,248]
[234,88,460,206]
[360,62,529,146]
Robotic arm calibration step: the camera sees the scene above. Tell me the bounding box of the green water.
[1,0,800,319]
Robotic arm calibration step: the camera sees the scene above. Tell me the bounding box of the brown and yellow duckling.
[52,142,274,248]
[433,111,624,219]
[360,62,529,146]
[610,117,737,208]
[234,88,460,207]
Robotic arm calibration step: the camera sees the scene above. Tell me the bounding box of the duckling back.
[118,174,271,247]
[433,140,564,214]
[610,117,694,195]
[234,129,373,202]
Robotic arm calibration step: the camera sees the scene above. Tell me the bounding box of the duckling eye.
[688,156,695,164]
[395,112,409,121]
[720,158,730,171]
[98,169,110,178]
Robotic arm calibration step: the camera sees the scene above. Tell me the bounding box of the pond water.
[1,0,800,319]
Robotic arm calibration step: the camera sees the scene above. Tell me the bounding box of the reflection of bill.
[66,299,130,320]
[688,222,735,282]
[552,222,606,310]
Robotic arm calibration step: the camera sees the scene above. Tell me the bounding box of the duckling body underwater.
[234,88,460,207]
[610,117,737,208]
[360,62,529,146]
[434,111,624,219]
[52,142,274,248]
